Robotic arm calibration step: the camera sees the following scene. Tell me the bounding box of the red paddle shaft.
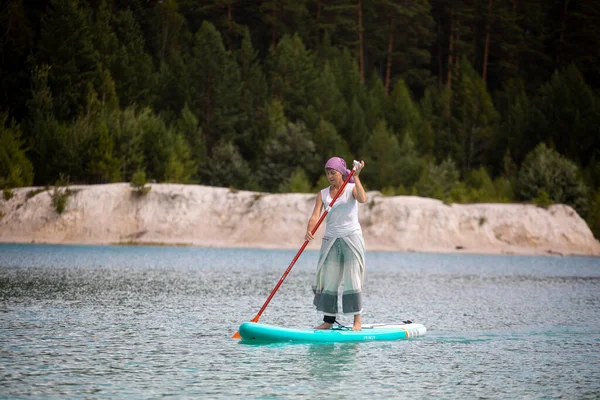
[233,163,358,338]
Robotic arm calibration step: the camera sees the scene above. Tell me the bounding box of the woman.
[305,157,367,331]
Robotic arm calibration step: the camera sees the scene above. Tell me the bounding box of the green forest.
[0,0,599,236]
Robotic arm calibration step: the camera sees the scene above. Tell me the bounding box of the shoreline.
[0,238,595,258]
[1,183,599,258]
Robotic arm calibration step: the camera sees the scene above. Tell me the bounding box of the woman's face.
[325,168,342,185]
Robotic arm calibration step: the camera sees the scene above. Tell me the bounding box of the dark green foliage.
[278,166,312,193]
[112,9,157,108]
[148,0,187,65]
[189,21,242,150]
[257,122,318,192]
[416,158,461,201]
[495,79,531,166]
[588,190,600,239]
[387,78,422,143]
[517,143,589,217]
[0,0,595,239]
[131,170,151,196]
[530,65,600,167]
[420,84,453,163]
[0,0,34,117]
[50,174,72,214]
[87,121,121,183]
[92,0,119,72]
[176,104,207,182]
[3,188,14,201]
[26,188,47,199]
[453,58,499,173]
[34,0,99,120]
[205,140,252,189]
[373,0,435,90]
[0,113,34,188]
[235,28,269,162]
[361,121,402,190]
[465,167,497,203]
[267,34,318,122]
[312,119,352,170]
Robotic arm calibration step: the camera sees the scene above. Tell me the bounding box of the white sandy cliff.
[1,183,598,256]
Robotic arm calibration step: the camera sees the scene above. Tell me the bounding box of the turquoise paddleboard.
[238,321,426,343]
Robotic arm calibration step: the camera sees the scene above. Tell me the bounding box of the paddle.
[232,160,359,338]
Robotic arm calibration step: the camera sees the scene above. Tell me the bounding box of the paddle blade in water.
[232,331,241,339]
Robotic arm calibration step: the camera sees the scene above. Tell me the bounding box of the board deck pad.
[238,321,427,343]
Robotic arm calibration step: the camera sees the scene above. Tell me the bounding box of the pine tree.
[0,113,34,188]
[87,121,121,183]
[113,9,157,108]
[92,0,119,73]
[190,21,242,151]
[176,103,207,182]
[35,0,99,120]
[454,58,499,173]
[235,28,269,162]
[530,64,599,167]
[361,120,402,190]
[0,0,34,118]
[267,34,318,123]
[387,78,422,144]
[374,0,435,93]
[256,122,318,192]
[260,0,310,48]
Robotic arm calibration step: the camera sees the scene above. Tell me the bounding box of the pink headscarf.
[325,157,355,183]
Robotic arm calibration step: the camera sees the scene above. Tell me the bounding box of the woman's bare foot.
[314,322,333,330]
[352,315,362,331]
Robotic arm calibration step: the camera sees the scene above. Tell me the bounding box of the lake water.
[0,243,599,399]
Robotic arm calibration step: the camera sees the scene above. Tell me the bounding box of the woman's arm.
[352,161,367,203]
[305,193,324,241]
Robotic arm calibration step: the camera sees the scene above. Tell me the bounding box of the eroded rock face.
[1,183,598,256]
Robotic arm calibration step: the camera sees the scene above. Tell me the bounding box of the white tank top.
[321,183,361,238]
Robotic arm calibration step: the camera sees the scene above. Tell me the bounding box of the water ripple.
[0,244,599,399]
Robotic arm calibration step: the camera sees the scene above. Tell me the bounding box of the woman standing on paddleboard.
[305,157,367,331]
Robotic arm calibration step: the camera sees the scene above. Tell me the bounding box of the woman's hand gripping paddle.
[232,161,360,338]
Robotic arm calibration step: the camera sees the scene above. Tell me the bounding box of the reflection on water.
[306,343,360,381]
[1,243,599,399]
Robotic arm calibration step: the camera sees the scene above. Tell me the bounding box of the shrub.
[416,158,461,201]
[3,188,13,201]
[466,167,496,202]
[493,177,514,203]
[278,167,312,193]
[381,186,396,196]
[587,190,600,239]
[517,143,589,217]
[26,188,46,199]
[50,174,73,214]
[533,190,552,208]
[131,170,151,197]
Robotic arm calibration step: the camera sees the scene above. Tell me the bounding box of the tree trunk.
[358,0,364,83]
[316,0,321,48]
[557,0,569,65]
[227,4,233,53]
[438,23,444,85]
[271,6,277,48]
[385,14,395,95]
[482,0,493,86]
[447,7,454,89]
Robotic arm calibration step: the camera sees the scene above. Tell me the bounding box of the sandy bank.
[1,183,598,257]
